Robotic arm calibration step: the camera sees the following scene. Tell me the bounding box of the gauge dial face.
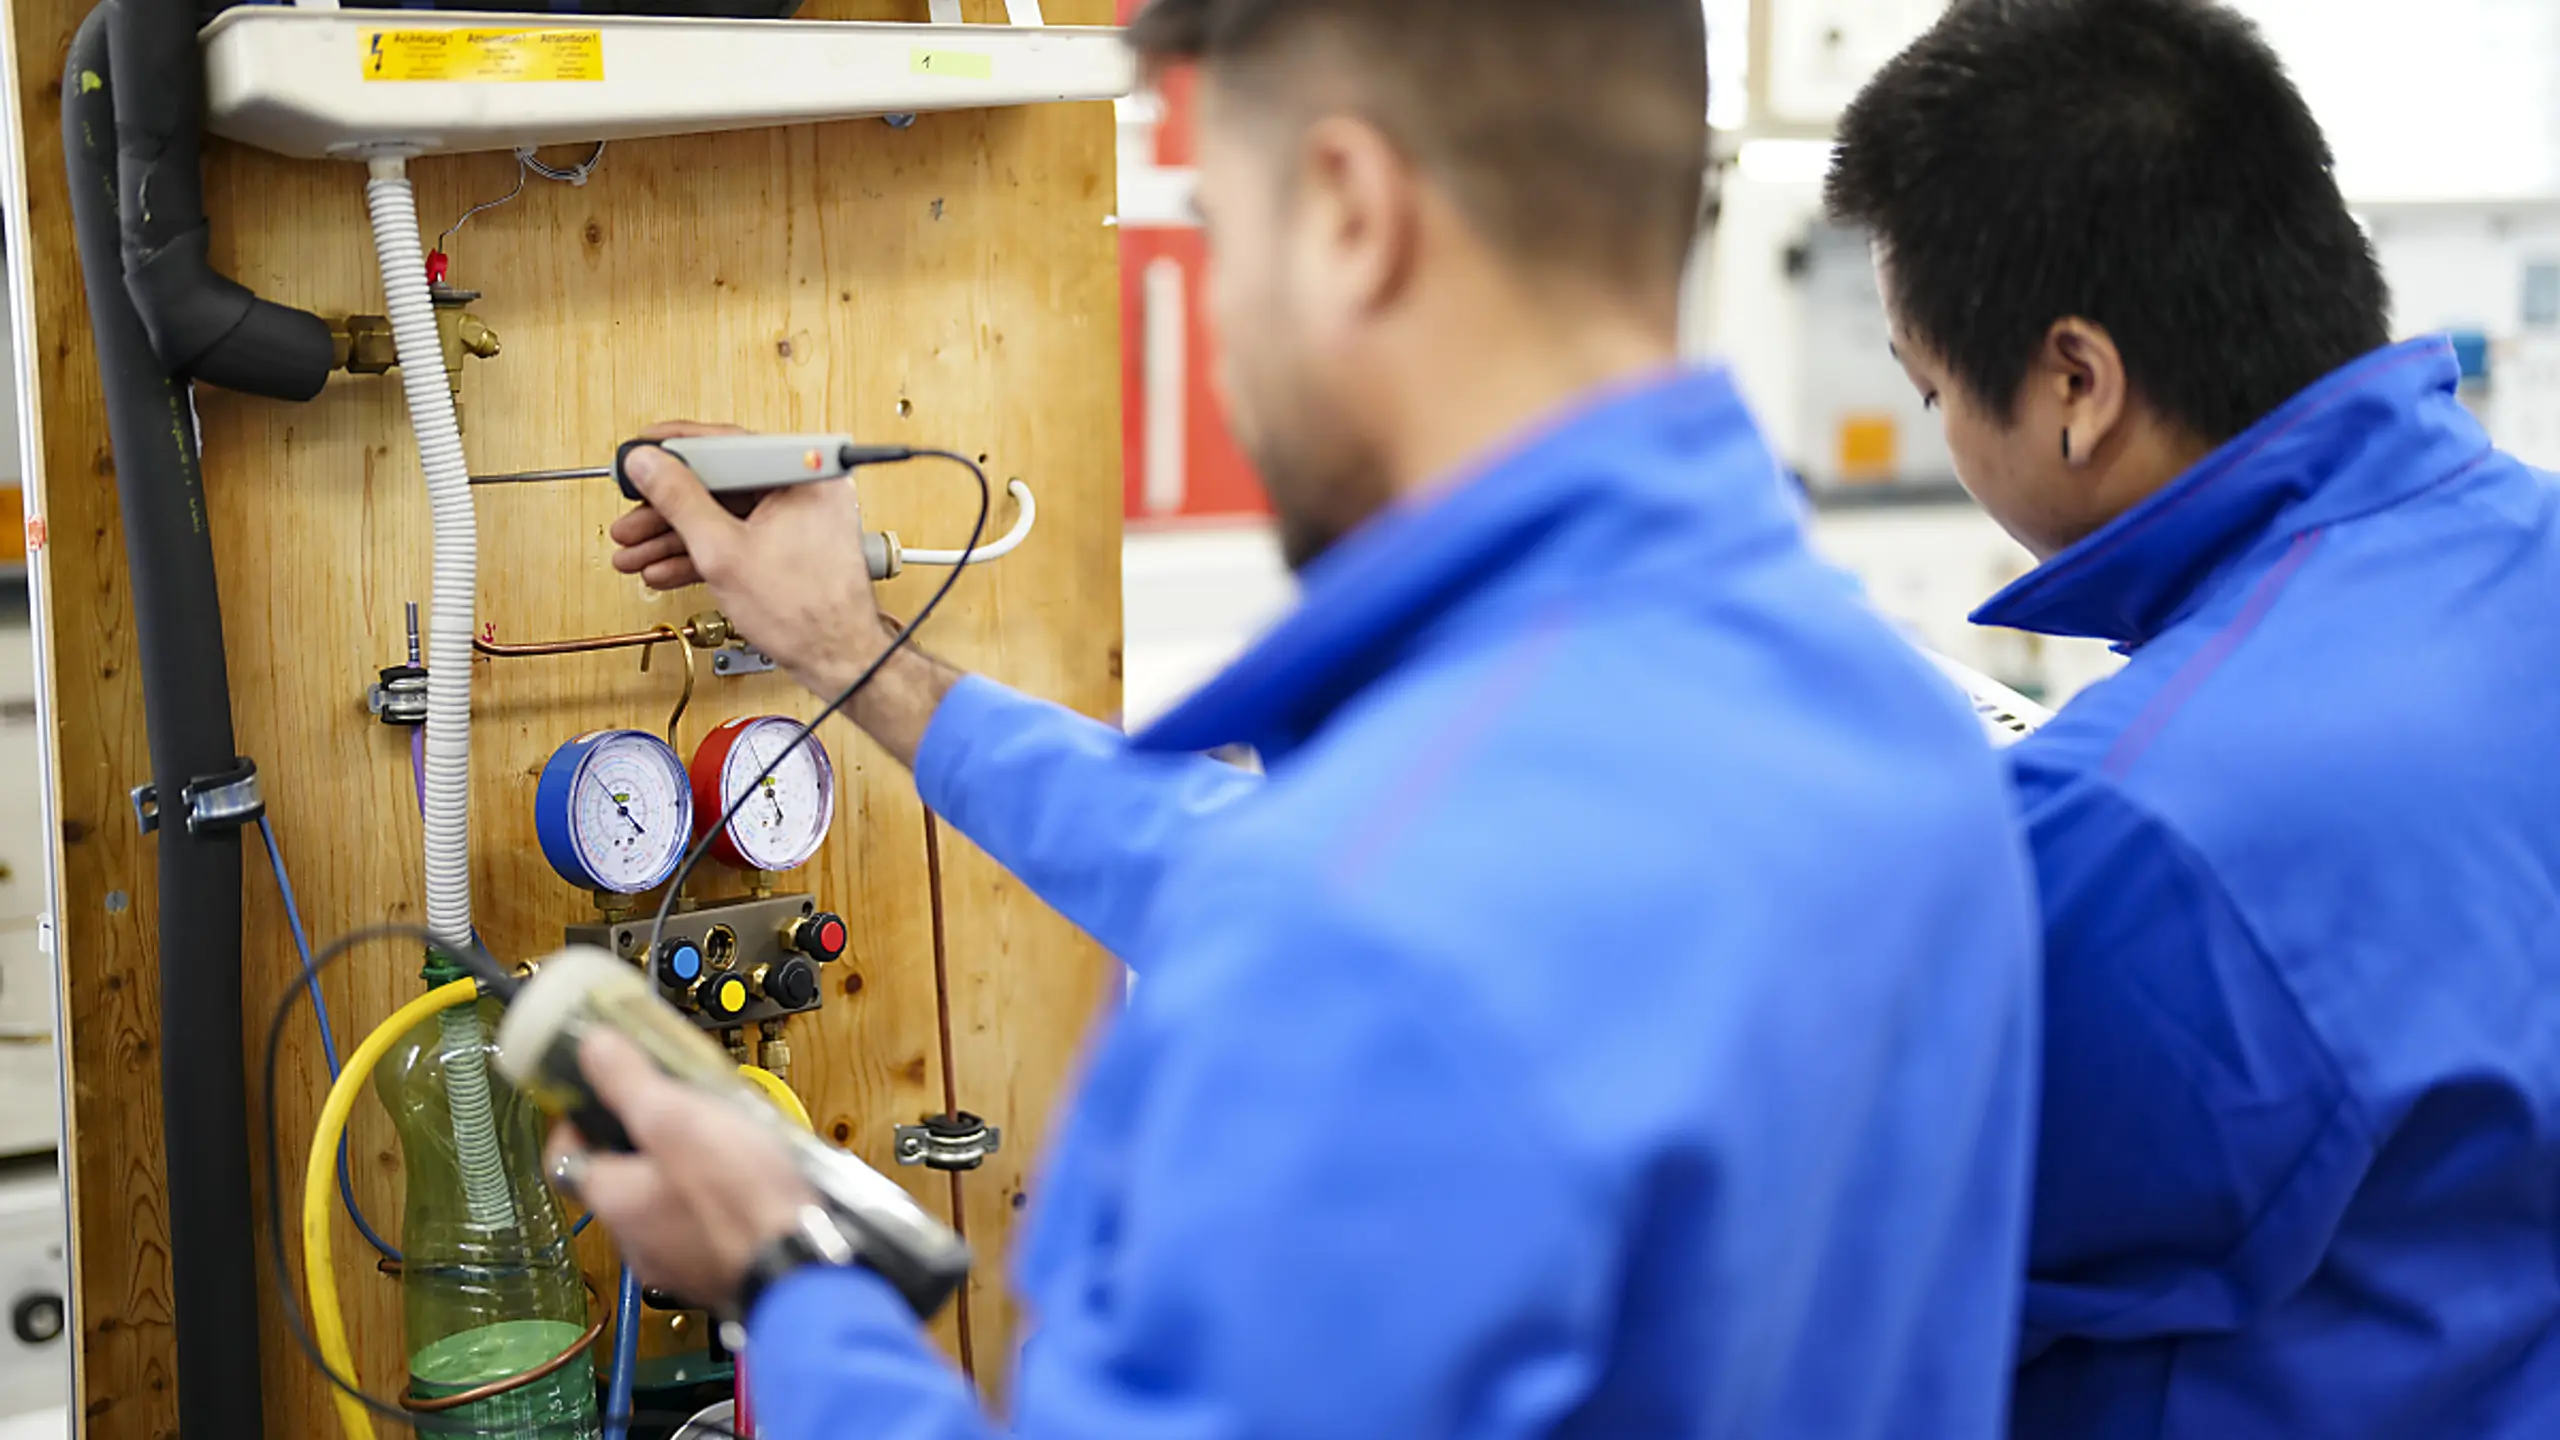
[694,716,836,872]
[539,731,694,894]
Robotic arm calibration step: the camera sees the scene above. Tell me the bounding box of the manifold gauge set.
[536,718,847,1033]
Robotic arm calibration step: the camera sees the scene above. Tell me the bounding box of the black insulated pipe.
[65,9,268,1438]
[113,0,334,400]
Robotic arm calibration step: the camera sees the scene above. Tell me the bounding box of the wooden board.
[5,0,1124,1433]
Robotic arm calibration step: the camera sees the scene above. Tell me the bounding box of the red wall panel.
[1119,226,1269,522]
[1115,12,1266,523]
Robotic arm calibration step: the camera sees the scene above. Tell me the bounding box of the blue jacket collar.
[1973,337,2492,646]
[1136,367,1763,761]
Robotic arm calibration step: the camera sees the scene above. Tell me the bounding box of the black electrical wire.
[271,449,992,1434]
[640,448,994,962]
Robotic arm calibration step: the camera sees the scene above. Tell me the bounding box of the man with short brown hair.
[559,4,2043,1435]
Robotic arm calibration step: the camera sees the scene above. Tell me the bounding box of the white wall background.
[2242,0,2560,203]
[1694,0,2560,446]
[1133,1,2560,719]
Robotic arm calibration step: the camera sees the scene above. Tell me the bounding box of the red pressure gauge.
[689,716,837,872]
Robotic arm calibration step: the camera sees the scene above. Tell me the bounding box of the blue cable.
[261,816,406,1264]
[264,817,592,1264]
[604,1266,642,1440]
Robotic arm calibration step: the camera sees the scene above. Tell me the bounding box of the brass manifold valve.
[333,282,500,424]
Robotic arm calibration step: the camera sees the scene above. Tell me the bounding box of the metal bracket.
[709,644,776,678]
[367,663,429,726]
[132,757,265,836]
[895,1113,1001,1172]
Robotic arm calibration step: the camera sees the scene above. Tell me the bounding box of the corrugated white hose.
[367,157,514,1231]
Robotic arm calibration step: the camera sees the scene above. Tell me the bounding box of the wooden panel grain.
[9,0,1123,1433]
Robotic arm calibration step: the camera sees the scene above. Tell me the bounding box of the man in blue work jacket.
[1826,1,2560,1435]
[553,1,2042,1434]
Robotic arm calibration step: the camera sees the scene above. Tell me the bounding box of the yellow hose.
[738,1063,815,1133]
[305,977,481,1440]
[306,991,813,1440]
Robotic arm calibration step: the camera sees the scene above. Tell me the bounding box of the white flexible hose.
[367,158,514,1230]
[904,479,1037,566]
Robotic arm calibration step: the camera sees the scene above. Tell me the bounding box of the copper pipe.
[475,625,682,659]
[921,807,977,1383]
[400,1280,609,1413]
[641,624,697,745]
[475,611,736,660]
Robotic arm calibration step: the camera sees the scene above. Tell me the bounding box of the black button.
[760,957,820,1010]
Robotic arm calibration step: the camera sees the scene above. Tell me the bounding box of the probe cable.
[271,448,991,1434]
[638,448,993,963]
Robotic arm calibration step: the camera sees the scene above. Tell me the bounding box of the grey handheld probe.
[493,947,972,1320]
[475,433,911,578]
[474,433,879,497]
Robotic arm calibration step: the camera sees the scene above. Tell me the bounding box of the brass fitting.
[685,611,737,649]
[331,310,501,425]
[440,308,502,372]
[334,315,398,375]
[758,1025,791,1084]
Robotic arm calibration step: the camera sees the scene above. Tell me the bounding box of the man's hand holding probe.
[608,420,961,767]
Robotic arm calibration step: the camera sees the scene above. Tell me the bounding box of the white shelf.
[201,10,1135,161]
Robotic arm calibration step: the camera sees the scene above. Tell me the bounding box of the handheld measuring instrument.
[536,730,696,894]
[475,433,1038,582]
[494,947,973,1320]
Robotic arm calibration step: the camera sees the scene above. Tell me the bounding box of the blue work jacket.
[1988,338,2560,1437]
[751,370,2042,1438]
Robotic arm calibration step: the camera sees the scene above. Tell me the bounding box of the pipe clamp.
[894,1112,1001,1172]
[132,757,265,836]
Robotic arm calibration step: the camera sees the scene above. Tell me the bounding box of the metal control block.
[567,892,848,1034]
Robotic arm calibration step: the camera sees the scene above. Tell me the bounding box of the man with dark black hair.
[1828,2,2560,1436]
[551,0,2046,1435]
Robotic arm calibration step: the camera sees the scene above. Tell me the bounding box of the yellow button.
[718,978,748,1011]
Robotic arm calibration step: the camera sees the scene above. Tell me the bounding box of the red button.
[819,919,846,954]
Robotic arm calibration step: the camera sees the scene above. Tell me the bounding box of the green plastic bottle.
[377,993,602,1439]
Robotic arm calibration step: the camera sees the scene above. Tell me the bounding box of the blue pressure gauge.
[536,730,694,894]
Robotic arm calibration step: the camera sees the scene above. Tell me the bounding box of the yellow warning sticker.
[911,48,995,81]
[362,28,605,84]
